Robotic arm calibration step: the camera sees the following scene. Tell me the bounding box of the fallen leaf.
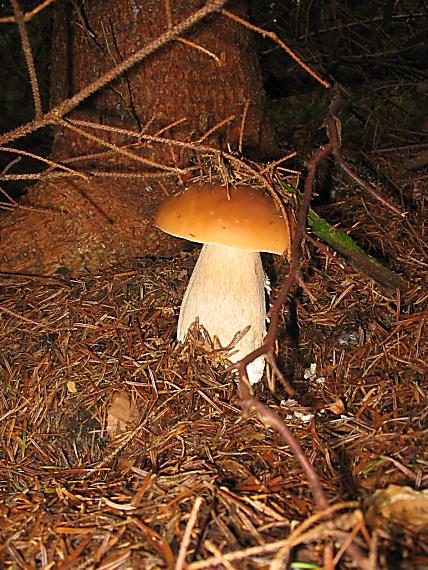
[67,381,77,394]
[366,484,428,532]
[327,398,346,415]
[107,391,138,437]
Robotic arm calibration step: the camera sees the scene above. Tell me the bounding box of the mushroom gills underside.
[177,244,267,384]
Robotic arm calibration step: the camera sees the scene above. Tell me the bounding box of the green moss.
[282,183,406,290]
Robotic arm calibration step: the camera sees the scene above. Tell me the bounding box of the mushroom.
[155,183,292,384]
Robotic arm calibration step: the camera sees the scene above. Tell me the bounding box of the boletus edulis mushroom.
[155,183,292,384]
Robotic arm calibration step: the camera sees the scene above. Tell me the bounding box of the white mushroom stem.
[177,244,267,384]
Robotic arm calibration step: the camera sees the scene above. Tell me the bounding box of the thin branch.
[233,87,406,391]
[177,37,222,65]
[45,119,295,227]
[0,0,56,24]
[239,379,329,512]
[0,303,56,332]
[325,92,405,217]
[229,141,334,513]
[258,153,298,176]
[205,541,239,570]
[52,0,223,116]
[189,504,361,569]
[0,146,88,180]
[55,118,184,174]
[9,0,43,119]
[267,143,334,345]
[227,89,406,570]
[0,170,186,181]
[0,201,57,214]
[221,9,331,90]
[196,116,235,144]
[0,185,18,206]
[165,0,173,29]
[175,497,203,570]
[0,0,228,146]
[238,99,251,155]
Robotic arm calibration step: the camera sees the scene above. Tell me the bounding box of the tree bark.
[0,0,276,275]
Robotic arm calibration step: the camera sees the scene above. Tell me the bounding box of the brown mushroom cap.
[155,183,291,255]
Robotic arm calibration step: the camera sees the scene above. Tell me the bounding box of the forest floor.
[0,142,427,569]
[0,0,427,567]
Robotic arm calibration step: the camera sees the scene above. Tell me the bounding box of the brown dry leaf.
[107,391,139,438]
[67,381,78,394]
[366,484,428,532]
[327,397,346,415]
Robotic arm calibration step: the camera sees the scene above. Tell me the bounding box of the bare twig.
[235,143,334,378]
[0,303,56,332]
[0,0,56,24]
[221,9,331,90]
[234,87,406,389]
[0,146,88,180]
[196,116,235,144]
[0,170,188,182]
[44,117,294,224]
[175,497,203,570]
[177,37,222,65]
[228,88,406,570]
[56,118,184,174]
[238,99,251,155]
[189,504,362,569]
[0,0,228,145]
[226,139,335,518]
[0,201,57,214]
[9,0,43,119]
[240,379,329,512]
[325,91,405,217]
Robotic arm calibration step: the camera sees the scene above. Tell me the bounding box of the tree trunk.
[0,0,276,275]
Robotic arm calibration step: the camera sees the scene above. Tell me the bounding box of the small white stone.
[293,410,314,422]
